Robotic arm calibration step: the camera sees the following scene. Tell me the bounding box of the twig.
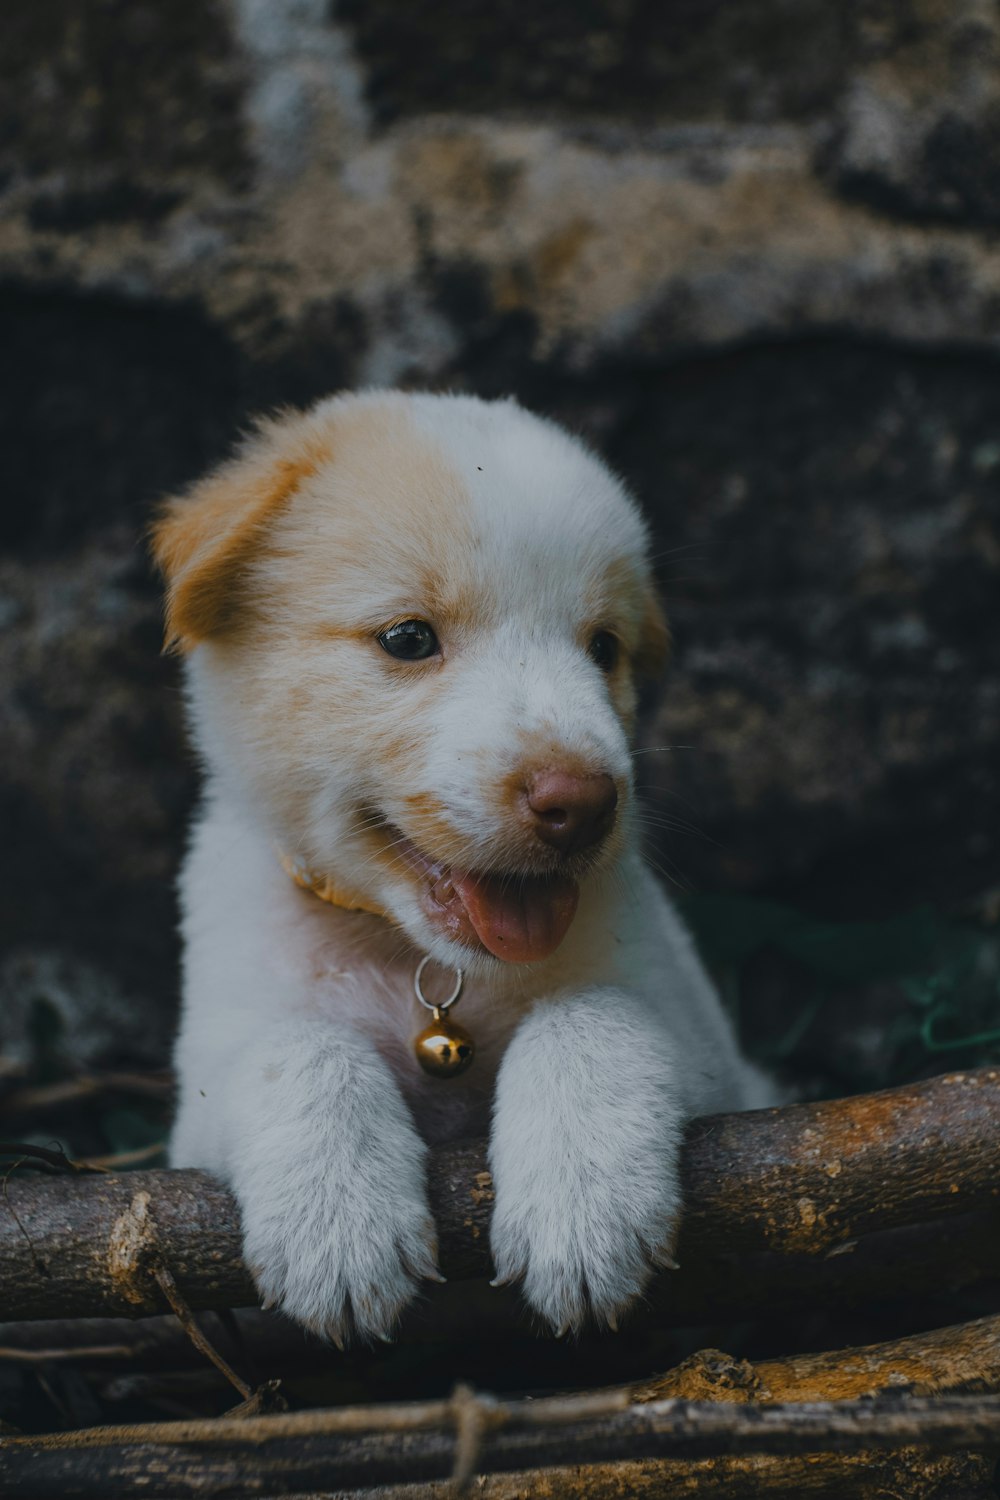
[0,1143,100,1175]
[78,1143,165,1172]
[0,1072,173,1121]
[4,1386,999,1450]
[450,1382,496,1489]
[0,1345,135,1365]
[0,1141,165,1175]
[150,1263,252,1403]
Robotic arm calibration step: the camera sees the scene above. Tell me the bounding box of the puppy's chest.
[306,946,521,1145]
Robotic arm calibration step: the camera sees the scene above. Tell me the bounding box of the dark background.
[1,0,999,1092]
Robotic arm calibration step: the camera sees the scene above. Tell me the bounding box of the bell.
[414,1009,475,1079]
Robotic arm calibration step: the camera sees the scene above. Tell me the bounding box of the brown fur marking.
[151,416,334,652]
[634,592,671,681]
[401,791,465,855]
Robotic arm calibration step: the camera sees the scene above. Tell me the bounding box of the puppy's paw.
[225,1024,439,1345]
[489,990,684,1335]
[243,1176,439,1346]
[489,1140,679,1334]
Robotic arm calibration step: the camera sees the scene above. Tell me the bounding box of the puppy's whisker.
[631,745,695,756]
[633,811,711,838]
[639,786,703,813]
[634,817,721,853]
[641,849,692,893]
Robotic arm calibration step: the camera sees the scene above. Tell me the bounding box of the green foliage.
[98,1106,167,1166]
[679,894,1000,1095]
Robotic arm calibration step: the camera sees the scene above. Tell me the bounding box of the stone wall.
[2,0,998,1067]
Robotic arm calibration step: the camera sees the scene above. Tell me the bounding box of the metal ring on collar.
[414,954,465,1013]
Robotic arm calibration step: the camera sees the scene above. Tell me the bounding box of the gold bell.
[413,954,473,1079]
[414,1008,475,1079]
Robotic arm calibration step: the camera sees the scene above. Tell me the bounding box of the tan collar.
[279,854,387,919]
[281,853,474,1077]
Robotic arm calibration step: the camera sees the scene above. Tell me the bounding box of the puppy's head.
[153,393,667,969]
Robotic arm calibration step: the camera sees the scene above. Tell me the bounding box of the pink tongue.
[453,872,579,962]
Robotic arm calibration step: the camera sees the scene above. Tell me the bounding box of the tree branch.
[1,1067,997,1325]
[386,1314,1000,1500]
[2,1388,1000,1497]
[4,1308,1000,1495]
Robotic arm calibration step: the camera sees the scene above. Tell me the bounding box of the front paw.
[489,1140,679,1334]
[489,991,684,1334]
[241,1169,439,1346]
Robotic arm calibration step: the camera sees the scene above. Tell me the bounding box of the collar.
[281,853,473,1078]
[279,853,387,919]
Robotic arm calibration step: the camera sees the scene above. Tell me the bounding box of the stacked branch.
[2,1339,1000,1497]
[3,1313,1000,1496]
[3,1069,1000,1495]
[1,1067,998,1326]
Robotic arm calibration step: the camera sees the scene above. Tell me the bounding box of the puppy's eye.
[587,630,619,672]
[378,619,440,661]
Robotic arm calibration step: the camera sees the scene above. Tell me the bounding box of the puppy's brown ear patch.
[634,591,671,682]
[151,415,332,652]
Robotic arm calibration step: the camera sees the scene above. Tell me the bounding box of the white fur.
[166,391,772,1342]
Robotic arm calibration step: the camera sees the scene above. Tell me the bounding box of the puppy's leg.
[174,1018,438,1345]
[489,988,683,1334]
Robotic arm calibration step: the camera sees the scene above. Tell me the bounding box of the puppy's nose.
[524,770,618,855]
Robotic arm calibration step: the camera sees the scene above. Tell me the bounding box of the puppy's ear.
[150,412,332,653]
[634,589,671,682]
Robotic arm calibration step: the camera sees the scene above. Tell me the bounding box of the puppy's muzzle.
[522,770,618,856]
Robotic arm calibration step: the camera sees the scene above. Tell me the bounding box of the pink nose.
[524,770,618,855]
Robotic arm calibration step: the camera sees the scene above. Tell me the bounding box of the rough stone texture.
[1,0,998,1066]
[619,341,1000,911]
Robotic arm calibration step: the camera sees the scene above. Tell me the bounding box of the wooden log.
[2,1389,1000,1497]
[635,1313,1000,1403]
[4,1314,1000,1496]
[1,1332,995,1494]
[339,1448,998,1499]
[1,1067,998,1323]
[2,1204,998,1357]
[0,1168,252,1320]
[677,1064,1000,1259]
[319,1314,1000,1500]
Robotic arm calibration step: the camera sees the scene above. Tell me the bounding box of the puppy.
[153,391,769,1343]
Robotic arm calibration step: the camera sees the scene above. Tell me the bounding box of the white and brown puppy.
[154,391,769,1344]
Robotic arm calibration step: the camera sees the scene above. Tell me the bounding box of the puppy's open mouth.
[389,829,579,963]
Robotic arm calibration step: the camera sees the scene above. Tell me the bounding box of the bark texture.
[2,1390,999,1498]
[280,1316,1000,1500]
[1,1068,997,1323]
